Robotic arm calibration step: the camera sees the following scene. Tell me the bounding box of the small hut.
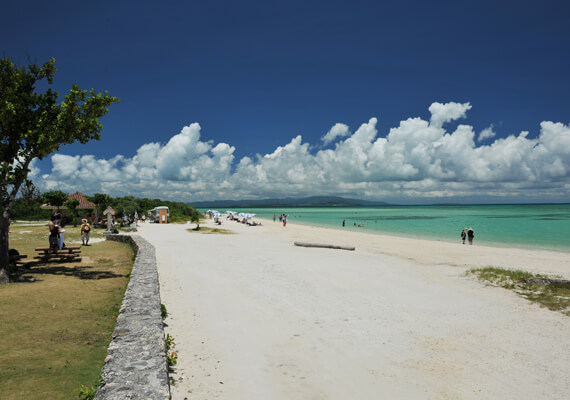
[41,192,99,224]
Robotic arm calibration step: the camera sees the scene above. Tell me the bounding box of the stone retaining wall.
[94,234,171,399]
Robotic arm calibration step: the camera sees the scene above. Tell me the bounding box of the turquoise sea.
[206,204,570,253]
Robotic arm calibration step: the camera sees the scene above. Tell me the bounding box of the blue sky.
[3,0,569,203]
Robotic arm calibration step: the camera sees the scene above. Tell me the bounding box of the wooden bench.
[9,253,28,266]
[34,246,82,263]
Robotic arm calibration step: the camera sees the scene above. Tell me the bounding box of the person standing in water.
[342,219,345,227]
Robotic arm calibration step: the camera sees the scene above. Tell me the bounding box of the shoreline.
[261,215,570,255]
[201,203,570,254]
[250,216,570,278]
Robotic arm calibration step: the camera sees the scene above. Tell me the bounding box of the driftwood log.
[294,241,355,251]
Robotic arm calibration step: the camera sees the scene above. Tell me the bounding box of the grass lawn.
[0,222,134,399]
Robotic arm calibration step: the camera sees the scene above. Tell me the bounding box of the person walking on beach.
[467,227,474,245]
[283,216,287,227]
[461,227,467,244]
[342,219,345,227]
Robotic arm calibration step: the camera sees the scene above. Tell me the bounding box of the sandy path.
[137,219,569,400]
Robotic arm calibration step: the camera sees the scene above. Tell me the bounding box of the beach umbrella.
[239,213,255,219]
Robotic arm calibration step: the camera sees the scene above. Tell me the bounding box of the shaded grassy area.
[0,224,133,399]
[187,226,234,234]
[468,266,570,316]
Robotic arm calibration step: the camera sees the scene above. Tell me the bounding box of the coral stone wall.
[94,234,170,399]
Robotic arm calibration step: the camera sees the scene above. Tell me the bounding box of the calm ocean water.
[206,204,570,253]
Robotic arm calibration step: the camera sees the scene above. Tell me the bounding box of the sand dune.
[137,218,569,400]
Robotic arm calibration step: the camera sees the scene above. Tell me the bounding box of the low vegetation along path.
[136,221,569,400]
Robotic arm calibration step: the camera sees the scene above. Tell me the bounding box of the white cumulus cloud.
[321,123,350,145]
[478,125,496,142]
[429,102,472,128]
[37,102,570,203]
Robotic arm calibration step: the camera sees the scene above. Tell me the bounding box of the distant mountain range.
[191,196,389,208]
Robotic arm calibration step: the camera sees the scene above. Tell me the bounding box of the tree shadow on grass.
[16,263,127,281]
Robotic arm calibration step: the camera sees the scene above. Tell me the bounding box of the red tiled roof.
[67,192,97,208]
[41,192,97,209]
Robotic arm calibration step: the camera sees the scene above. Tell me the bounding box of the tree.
[21,180,41,203]
[11,180,49,220]
[91,193,111,214]
[42,189,68,224]
[114,196,138,220]
[0,58,119,283]
[42,190,68,209]
[191,212,201,230]
[64,198,80,226]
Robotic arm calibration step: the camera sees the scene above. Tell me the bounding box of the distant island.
[191,196,390,208]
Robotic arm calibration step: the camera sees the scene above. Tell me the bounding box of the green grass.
[468,266,570,315]
[187,226,233,234]
[9,222,106,252]
[1,224,133,399]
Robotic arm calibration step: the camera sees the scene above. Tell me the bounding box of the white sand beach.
[136,218,569,400]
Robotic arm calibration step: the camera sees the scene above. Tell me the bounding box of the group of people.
[47,212,93,250]
[461,227,475,245]
[342,219,366,228]
[122,212,143,226]
[274,214,288,227]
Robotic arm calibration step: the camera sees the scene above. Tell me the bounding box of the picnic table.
[34,246,82,263]
[9,251,28,266]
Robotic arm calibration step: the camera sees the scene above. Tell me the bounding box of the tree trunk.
[0,163,27,284]
[0,213,11,284]
[1,153,36,283]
